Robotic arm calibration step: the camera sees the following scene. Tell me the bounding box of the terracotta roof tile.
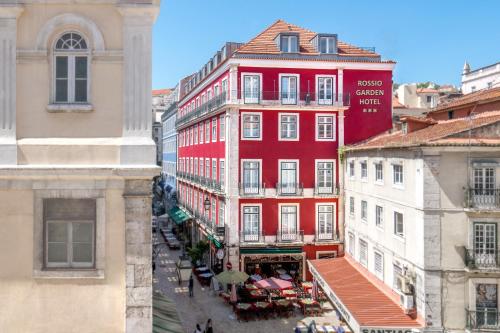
[348,110,500,150]
[310,257,423,328]
[430,86,500,113]
[416,88,439,94]
[392,97,406,108]
[236,19,380,58]
[152,88,173,96]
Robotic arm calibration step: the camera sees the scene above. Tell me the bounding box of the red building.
[175,20,394,279]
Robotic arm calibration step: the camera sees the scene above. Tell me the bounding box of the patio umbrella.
[230,283,238,303]
[311,280,318,301]
[215,270,249,285]
[255,277,293,290]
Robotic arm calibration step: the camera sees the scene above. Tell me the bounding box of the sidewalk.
[153,232,305,333]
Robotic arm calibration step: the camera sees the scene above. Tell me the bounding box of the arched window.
[54,32,89,103]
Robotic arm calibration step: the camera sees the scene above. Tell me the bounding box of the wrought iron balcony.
[466,308,500,330]
[465,188,500,209]
[239,183,266,196]
[276,182,304,196]
[314,232,340,243]
[240,90,350,107]
[276,229,304,243]
[465,248,500,269]
[239,231,264,244]
[176,91,228,128]
[314,185,339,196]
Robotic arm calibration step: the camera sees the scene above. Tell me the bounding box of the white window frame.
[361,200,368,222]
[213,83,220,96]
[219,115,225,141]
[349,196,355,217]
[315,113,336,141]
[200,123,204,144]
[241,111,262,141]
[221,76,229,100]
[319,36,336,54]
[374,250,384,280]
[241,72,262,104]
[280,35,298,53]
[374,161,384,184]
[218,200,225,226]
[315,75,336,105]
[392,163,404,188]
[241,203,262,242]
[375,204,384,229]
[348,232,355,257]
[241,159,262,194]
[194,158,198,176]
[278,159,300,195]
[205,121,210,142]
[279,73,300,105]
[212,158,217,181]
[52,31,91,105]
[205,158,210,180]
[393,210,404,238]
[316,203,336,240]
[194,125,198,145]
[211,118,217,142]
[278,112,300,141]
[278,203,300,241]
[199,158,204,178]
[315,159,336,194]
[219,159,225,189]
[360,161,368,181]
[359,238,368,267]
[349,161,355,179]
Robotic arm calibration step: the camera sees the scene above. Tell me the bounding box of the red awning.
[309,257,423,331]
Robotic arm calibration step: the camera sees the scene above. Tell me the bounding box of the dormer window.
[279,34,299,53]
[319,36,336,54]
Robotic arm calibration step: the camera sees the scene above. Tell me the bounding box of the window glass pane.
[48,243,68,263]
[75,57,87,78]
[56,56,68,78]
[75,80,87,102]
[73,243,93,263]
[72,222,93,243]
[48,222,67,242]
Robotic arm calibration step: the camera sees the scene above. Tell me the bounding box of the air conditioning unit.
[398,276,414,294]
[400,294,414,313]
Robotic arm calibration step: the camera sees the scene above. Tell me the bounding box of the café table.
[235,303,254,321]
[279,273,293,281]
[254,301,273,319]
[282,289,297,299]
[274,299,293,318]
[245,284,258,290]
[299,299,321,316]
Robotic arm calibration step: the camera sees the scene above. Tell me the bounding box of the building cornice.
[0,5,24,18]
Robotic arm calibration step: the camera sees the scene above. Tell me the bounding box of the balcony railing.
[466,188,500,209]
[240,231,264,243]
[176,91,228,127]
[276,182,304,196]
[276,229,304,243]
[239,183,266,196]
[314,185,339,196]
[314,232,339,242]
[465,248,500,269]
[466,308,500,330]
[240,90,350,107]
[176,90,350,128]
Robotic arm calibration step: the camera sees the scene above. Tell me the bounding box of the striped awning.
[153,292,184,333]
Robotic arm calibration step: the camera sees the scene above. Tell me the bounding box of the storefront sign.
[216,249,225,260]
[361,328,417,333]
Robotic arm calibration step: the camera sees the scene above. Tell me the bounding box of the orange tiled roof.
[417,88,438,94]
[392,97,406,108]
[310,257,422,328]
[152,88,173,96]
[429,86,500,113]
[348,110,500,150]
[236,19,381,59]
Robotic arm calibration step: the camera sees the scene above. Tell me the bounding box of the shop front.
[240,247,306,281]
[308,257,424,333]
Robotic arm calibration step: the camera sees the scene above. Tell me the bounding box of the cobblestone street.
[153,232,335,333]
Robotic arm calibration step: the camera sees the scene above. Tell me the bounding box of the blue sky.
[152,0,500,89]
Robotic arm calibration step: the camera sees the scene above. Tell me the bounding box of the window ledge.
[47,103,93,113]
[33,269,104,279]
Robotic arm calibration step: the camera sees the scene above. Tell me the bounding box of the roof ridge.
[235,19,287,54]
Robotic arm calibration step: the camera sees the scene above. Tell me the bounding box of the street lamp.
[204,196,211,211]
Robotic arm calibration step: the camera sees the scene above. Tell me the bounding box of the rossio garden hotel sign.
[355,80,385,113]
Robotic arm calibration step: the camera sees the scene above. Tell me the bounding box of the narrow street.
[153,232,328,333]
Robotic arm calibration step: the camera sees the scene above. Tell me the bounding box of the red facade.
[175,20,394,278]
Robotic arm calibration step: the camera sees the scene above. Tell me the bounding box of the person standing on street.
[188,274,194,297]
[204,319,213,333]
[194,324,202,333]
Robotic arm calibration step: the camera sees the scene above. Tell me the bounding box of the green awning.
[240,247,302,254]
[168,206,190,225]
[153,292,184,333]
[207,234,222,249]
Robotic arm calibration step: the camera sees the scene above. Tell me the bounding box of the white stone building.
[344,112,500,332]
[462,61,500,94]
[0,1,160,332]
[397,83,439,109]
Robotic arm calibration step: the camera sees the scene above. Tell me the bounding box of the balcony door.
[280,161,297,194]
[280,205,297,241]
[317,161,334,194]
[242,161,260,194]
[243,206,260,242]
[317,77,334,105]
[243,75,260,104]
[474,223,497,267]
[281,76,297,104]
[473,168,496,207]
[475,283,498,328]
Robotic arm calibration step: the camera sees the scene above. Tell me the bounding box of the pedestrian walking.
[188,274,194,297]
[204,318,213,333]
[194,323,202,333]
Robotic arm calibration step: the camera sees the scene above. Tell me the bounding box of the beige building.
[0,1,160,333]
[343,112,500,332]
